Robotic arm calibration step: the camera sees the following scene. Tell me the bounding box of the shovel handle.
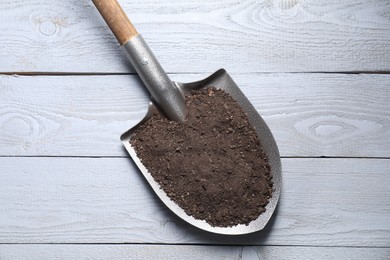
[92,0,138,45]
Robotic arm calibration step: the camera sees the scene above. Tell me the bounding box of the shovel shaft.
[92,0,138,45]
[92,0,186,121]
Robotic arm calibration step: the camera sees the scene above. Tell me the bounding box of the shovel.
[92,0,281,235]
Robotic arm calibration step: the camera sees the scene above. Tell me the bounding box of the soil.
[130,87,273,227]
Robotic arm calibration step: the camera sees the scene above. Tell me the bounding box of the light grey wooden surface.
[1,158,389,246]
[0,0,389,259]
[1,74,389,157]
[0,245,389,260]
[0,0,389,73]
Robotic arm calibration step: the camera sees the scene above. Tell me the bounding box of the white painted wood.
[0,0,389,73]
[0,245,240,260]
[1,0,388,256]
[0,245,388,260]
[0,158,388,246]
[1,74,389,157]
[242,246,390,260]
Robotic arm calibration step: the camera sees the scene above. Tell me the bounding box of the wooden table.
[1,0,389,259]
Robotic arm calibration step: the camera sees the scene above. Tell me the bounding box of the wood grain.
[242,246,390,260]
[0,74,388,157]
[0,245,388,260]
[0,157,389,246]
[1,0,389,256]
[0,0,389,73]
[92,0,139,45]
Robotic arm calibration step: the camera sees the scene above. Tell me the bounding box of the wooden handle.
[92,0,138,45]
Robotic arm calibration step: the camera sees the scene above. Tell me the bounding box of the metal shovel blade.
[121,69,282,235]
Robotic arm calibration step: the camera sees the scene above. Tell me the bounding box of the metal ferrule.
[122,35,186,121]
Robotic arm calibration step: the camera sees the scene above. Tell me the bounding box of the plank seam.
[1,71,390,76]
[0,243,388,249]
[0,155,389,159]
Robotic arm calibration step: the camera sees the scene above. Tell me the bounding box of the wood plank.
[0,73,389,157]
[0,0,389,73]
[0,157,389,246]
[0,245,389,260]
[242,246,390,260]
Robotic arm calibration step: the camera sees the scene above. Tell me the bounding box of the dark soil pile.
[130,87,273,227]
